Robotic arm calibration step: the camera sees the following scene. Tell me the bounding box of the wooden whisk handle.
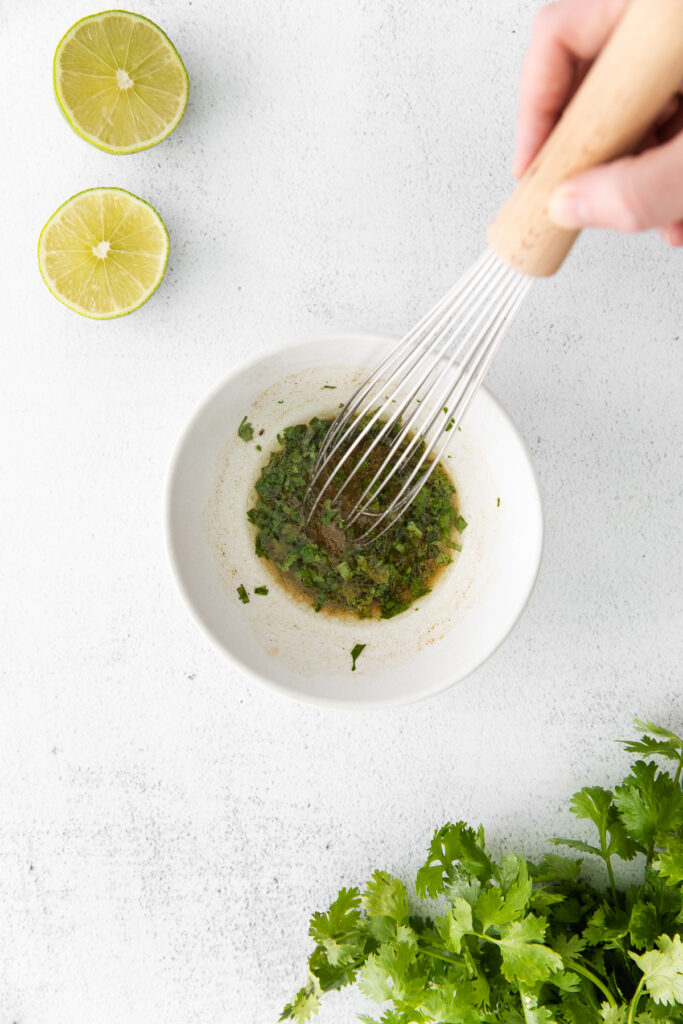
[488,0,683,277]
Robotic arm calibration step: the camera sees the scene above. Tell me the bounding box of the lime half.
[38,188,169,319]
[54,10,188,153]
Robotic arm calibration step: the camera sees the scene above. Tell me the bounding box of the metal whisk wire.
[304,250,532,544]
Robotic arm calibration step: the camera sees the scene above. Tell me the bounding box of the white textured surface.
[1,1,681,1021]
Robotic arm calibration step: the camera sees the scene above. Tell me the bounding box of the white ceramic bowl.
[166,333,543,708]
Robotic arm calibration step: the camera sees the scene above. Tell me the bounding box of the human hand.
[514,0,683,246]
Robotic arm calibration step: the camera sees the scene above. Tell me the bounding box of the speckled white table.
[1,1,682,1021]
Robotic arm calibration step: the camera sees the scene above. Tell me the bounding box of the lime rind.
[38,186,170,319]
[53,10,189,154]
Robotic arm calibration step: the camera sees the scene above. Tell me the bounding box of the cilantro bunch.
[281,719,683,1024]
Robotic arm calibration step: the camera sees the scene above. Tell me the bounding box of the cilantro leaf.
[496,916,563,986]
[362,871,410,926]
[475,862,532,932]
[599,1006,628,1024]
[532,853,583,883]
[630,935,683,1006]
[308,945,359,991]
[549,933,587,959]
[553,785,639,903]
[653,839,683,886]
[436,895,473,953]
[416,822,492,898]
[568,786,639,861]
[309,887,362,966]
[279,975,321,1021]
[518,990,561,1023]
[551,837,604,857]
[629,901,660,950]
[614,761,683,853]
[357,951,393,1003]
[420,980,486,1021]
[238,415,254,442]
[475,887,512,931]
[605,813,640,862]
[351,644,366,671]
[583,904,630,945]
[623,719,683,770]
[311,888,362,938]
[494,852,532,895]
[358,940,425,1005]
[571,786,615,830]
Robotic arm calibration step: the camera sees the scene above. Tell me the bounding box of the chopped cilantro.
[236,584,249,603]
[247,417,465,619]
[237,416,254,442]
[455,513,468,533]
[321,384,336,389]
[254,585,269,595]
[256,444,262,451]
[445,417,455,431]
[350,643,366,671]
[282,717,683,1024]
[497,496,500,507]
[277,400,284,404]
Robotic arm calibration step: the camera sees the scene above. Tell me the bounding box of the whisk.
[305,0,683,544]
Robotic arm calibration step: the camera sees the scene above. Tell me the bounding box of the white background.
[1,1,682,1021]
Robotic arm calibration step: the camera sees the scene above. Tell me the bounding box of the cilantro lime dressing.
[247,417,467,619]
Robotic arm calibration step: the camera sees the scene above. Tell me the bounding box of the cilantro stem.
[597,820,618,905]
[626,976,645,1024]
[568,961,617,1008]
[518,986,545,1024]
[675,754,682,787]
[605,856,618,906]
[419,945,462,968]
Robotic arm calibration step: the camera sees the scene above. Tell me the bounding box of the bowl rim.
[164,330,545,710]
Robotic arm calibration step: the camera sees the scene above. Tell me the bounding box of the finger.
[632,95,683,155]
[660,222,683,247]
[514,0,629,177]
[655,95,681,129]
[548,131,683,232]
[657,94,683,144]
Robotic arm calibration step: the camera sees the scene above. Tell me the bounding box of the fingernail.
[548,185,590,228]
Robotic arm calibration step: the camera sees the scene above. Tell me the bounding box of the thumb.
[547,134,683,232]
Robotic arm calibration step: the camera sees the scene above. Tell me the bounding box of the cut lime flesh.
[54,10,188,153]
[38,187,169,319]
